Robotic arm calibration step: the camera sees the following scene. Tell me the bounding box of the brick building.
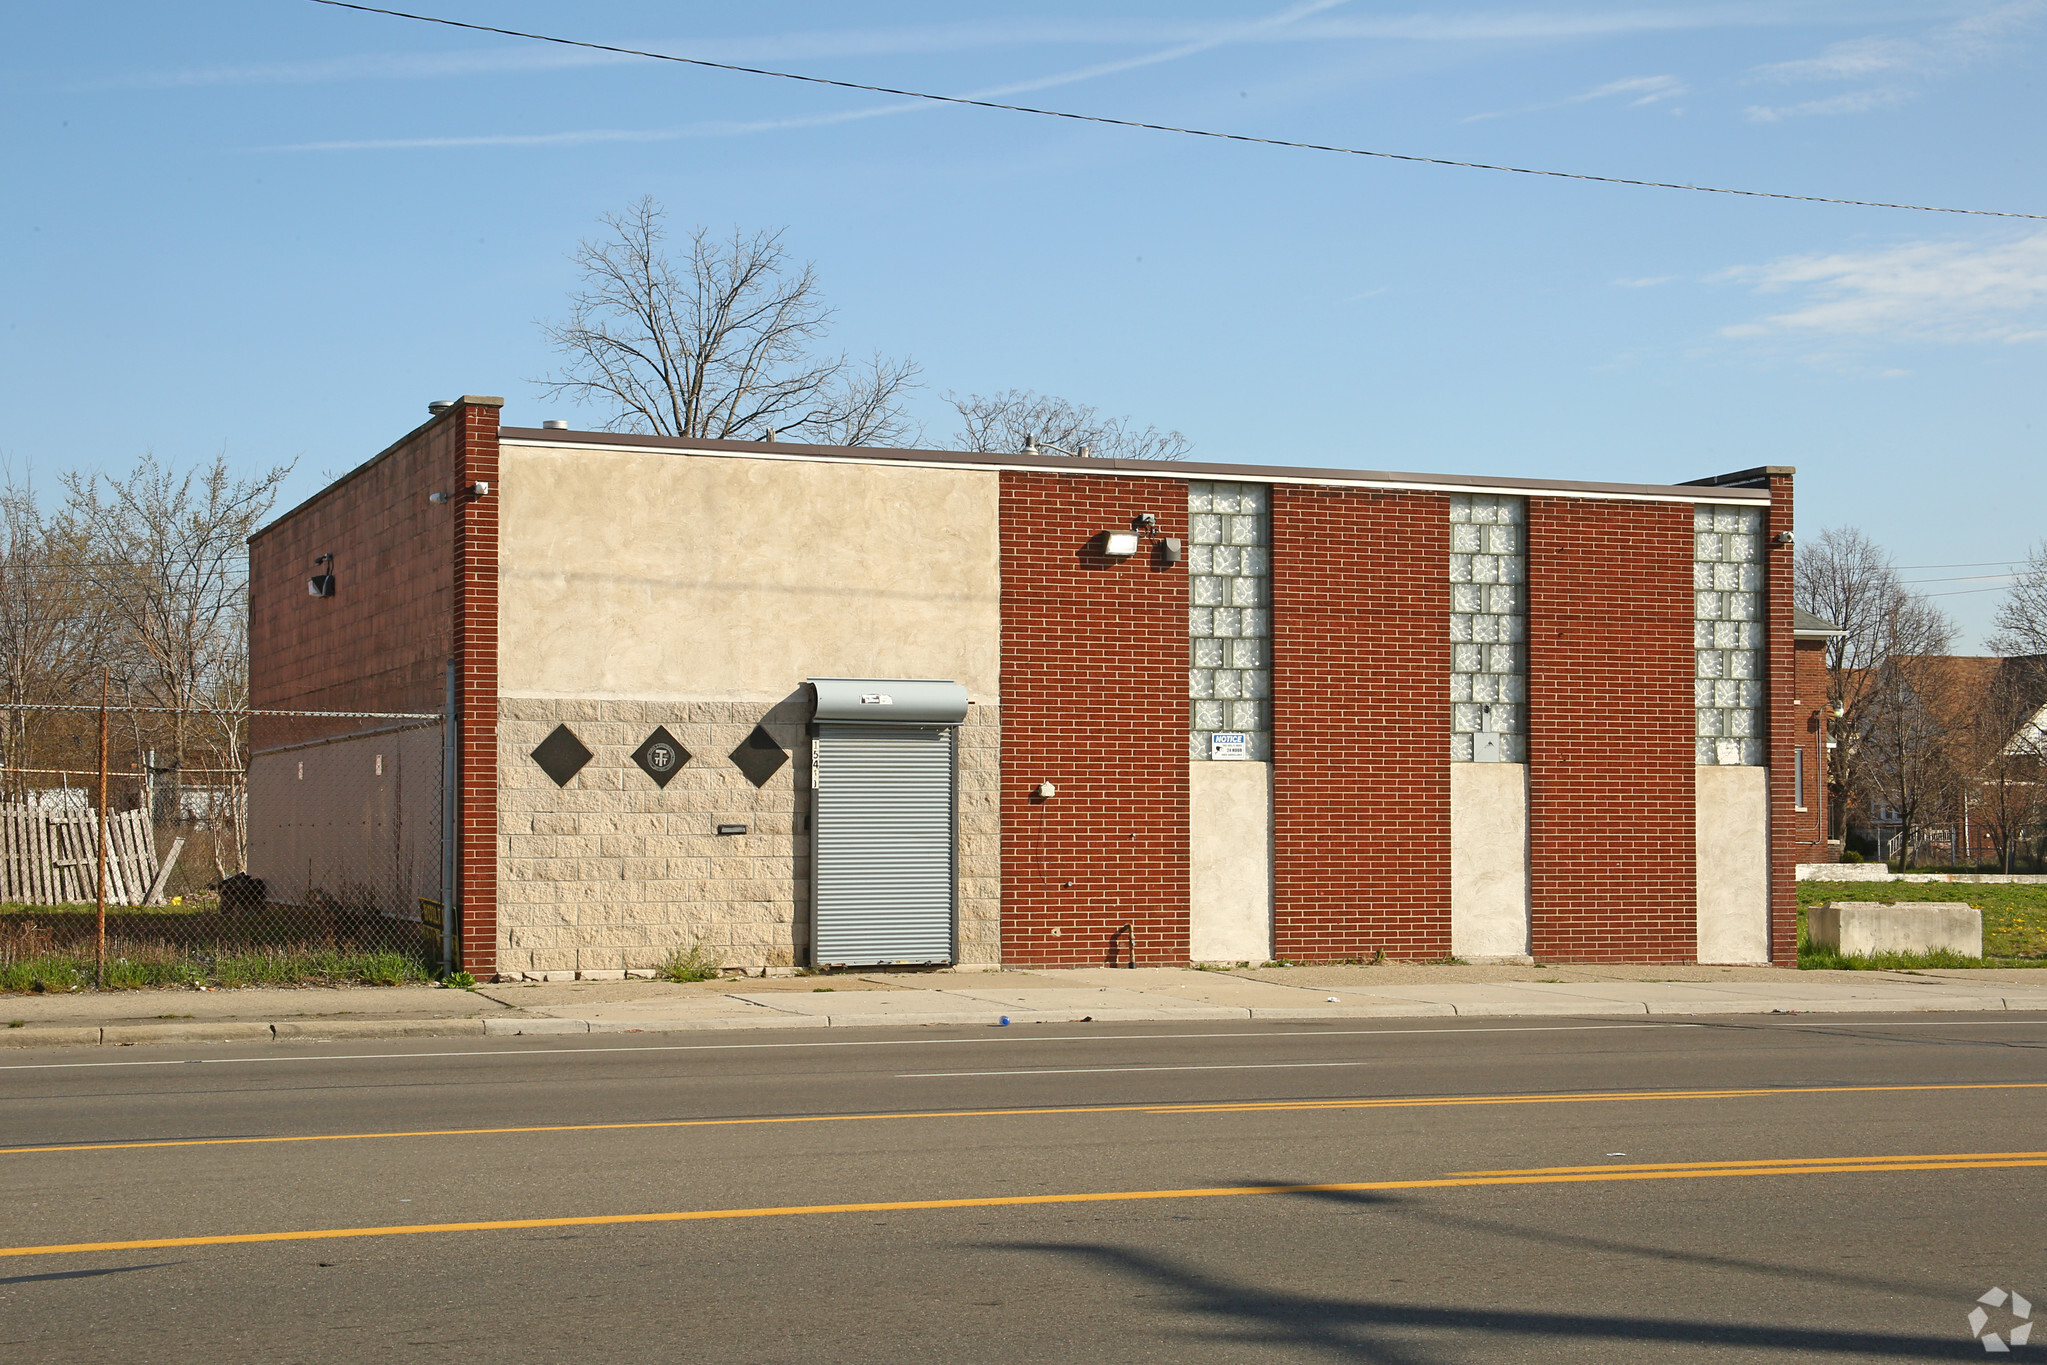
[247,397,1800,978]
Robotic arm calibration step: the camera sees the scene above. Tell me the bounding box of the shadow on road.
[0,1262,173,1287]
[988,1239,1961,1361]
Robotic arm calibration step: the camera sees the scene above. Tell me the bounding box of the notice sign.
[1211,732,1249,761]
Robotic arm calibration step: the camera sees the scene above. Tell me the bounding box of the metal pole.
[96,668,108,988]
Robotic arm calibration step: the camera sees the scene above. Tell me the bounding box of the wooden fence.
[0,805,172,906]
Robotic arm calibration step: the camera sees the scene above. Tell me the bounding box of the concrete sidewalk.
[5,961,2046,1049]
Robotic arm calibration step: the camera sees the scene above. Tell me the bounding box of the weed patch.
[658,941,724,983]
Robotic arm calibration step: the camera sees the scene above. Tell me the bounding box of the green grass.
[1796,880,2047,969]
[0,948,430,993]
[657,941,724,983]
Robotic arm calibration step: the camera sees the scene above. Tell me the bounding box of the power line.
[1893,560,2026,570]
[1900,572,2020,585]
[306,0,2047,222]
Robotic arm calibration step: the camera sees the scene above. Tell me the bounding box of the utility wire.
[1893,560,2026,570]
[307,0,2046,222]
[1900,572,2020,585]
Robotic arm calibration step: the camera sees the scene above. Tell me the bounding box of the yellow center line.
[1452,1151,2047,1176]
[4,1152,2044,1261]
[7,1080,2046,1159]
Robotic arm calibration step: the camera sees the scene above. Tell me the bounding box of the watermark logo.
[1969,1287,2033,1353]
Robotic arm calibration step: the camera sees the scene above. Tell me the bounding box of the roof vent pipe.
[427,400,452,416]
[541,420,568,430]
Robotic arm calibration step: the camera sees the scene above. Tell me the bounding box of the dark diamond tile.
[730,724,789,788]
[632,726,691,787]
[531,724,593,787]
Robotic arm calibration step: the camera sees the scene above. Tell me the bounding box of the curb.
[1,995,2043,1050]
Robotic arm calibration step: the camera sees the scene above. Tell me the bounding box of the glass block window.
[1449,494,1527,762]
[1694,504,1766,765]
[1189,482,1270,761]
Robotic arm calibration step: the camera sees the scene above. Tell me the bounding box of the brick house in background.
[1844,653,2047,869]
[247,396,1800,979]
[1792,606,1845,864]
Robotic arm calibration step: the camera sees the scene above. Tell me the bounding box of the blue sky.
[4,1,2042,645]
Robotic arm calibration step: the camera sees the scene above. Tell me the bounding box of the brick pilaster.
[1764,471,1798,964]
[453,399,501,976]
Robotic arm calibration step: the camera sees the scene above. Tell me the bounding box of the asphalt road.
[3,1012,2044,1363]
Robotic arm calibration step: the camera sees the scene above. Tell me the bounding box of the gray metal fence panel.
[812,724,955,966]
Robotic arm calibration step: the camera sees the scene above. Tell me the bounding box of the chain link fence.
[2,704,448,988]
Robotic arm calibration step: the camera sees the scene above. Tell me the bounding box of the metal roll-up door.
[812,723,956,966]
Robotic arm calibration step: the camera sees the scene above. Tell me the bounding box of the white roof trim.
[501,439,1772,506]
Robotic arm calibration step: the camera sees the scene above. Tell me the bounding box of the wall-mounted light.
[1023,433,1093,459]
[1773,530,1794,548]
[1033,781,1057,800]
[428,481,490,505]
[308,553,335,598]
[1103,531,1141,557]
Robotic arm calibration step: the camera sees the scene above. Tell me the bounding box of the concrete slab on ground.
[0,982,506,1026]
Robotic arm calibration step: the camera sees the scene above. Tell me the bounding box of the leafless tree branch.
[946,389,1192,461]
[534,198,919,445]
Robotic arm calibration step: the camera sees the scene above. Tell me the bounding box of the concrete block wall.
[1526,497,1698,961]
[1270,487,1453,961]
[999,471,1189,967]
[497,697,1000,975]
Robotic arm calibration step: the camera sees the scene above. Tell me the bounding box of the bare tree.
[537,198,919,446]
[1991,540,2047,659]
[1843,589,1961,866]
[1962,659,2047,873]
[948,389,1192,461]
[0,473,116,798]
[1796,526,1954,848]
[61,453,291,816]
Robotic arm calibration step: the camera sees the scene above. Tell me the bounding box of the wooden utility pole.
[96,668,108,988]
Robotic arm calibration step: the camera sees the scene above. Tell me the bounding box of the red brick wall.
[453,404,500,976]
[1269,487,1451,961]
[1763,472,1798,963]
[246,398,502,975]
[1525,498,1696,962]
[248,420,462,723]
[999,472,1188,967]
[1792,638,1832,863]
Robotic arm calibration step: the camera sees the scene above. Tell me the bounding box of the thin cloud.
[1615,275,1678,287]
[1464,73,1685,122]
[1716,232,2047,346]
[1743,0,2042,119]
[255,0,1355,153]
[100,3,1850,90]
[1744,88,1912,121]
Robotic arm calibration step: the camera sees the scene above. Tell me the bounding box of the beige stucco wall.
[1696,764,1769,965]
[1188,761,1271,963]
[1450,762,1530,961]
[496,698,999,977]
[498,444,1001,703]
